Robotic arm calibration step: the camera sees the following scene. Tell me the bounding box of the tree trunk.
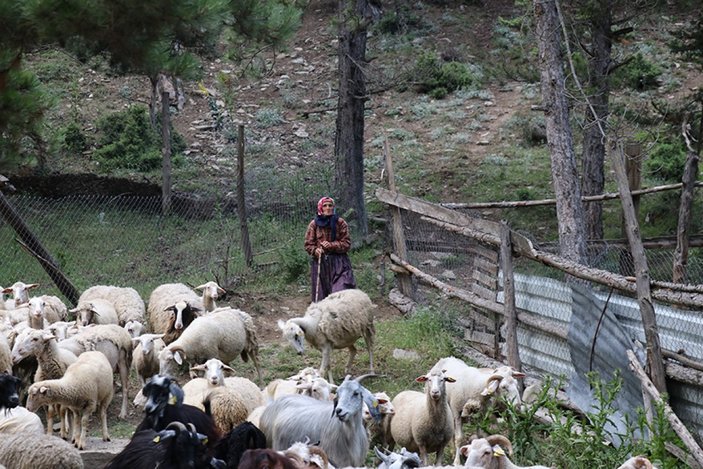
[149,75,159,129]
[334,0,376,239]
[581,0,612,247]
[161,84,172,215]
[673,150,700,283]
[534,0,588,266]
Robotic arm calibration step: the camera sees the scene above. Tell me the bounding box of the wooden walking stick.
[314,250,322,303]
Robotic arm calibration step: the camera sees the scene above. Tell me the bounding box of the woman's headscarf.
[314,196,338,241]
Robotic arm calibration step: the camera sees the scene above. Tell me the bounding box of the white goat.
[278,289,375,383]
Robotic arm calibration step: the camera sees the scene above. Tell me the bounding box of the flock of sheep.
[0,281,658,469]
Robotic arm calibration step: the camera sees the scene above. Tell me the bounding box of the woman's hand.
[320,241,332,250]
[315,247,324,257]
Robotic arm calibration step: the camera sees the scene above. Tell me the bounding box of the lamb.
[124,319,145,338]
[158,307,261,382]
[389,368,456,465]
[70,298,120,326]
[47,320,77,341]
[460,435,552,469]
[263,367,324,401]
[78,284,145,325]
[2,282,67,322]
[278,289,375,383]
[212,421,268,469]
[0,433,84,469]
[431,357,525,465]
[132,333,166,388]
[184,358,263,411]
[259,374,380,467]
[26,350,114,450]
[11,329,78,435]
[56,323,133,418]
[148,283,205,344]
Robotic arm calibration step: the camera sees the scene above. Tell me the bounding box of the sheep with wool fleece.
[0,333,10,375]
[56,323,133,418]
[278,288,375,383]
[617,455,659,469]
[263,367,324,402]
[148,283,204,343]
[124,319,145,338]
[259,374,381,468]
[24,296,66,328]
[460,434,552,469]
[26,350,114,450]
[70,298,120,326]
[0,432,84,469]
[183,358,263,411]
[46,320,77,341]
[78,284,145,325]
[389,368,456,466]
[0,405,44,435]
[11,328,78,436]
[431,356,525,465]
[158,307,262,382]
[2,282,67,321]
[132,333,166,388]
[203,383,265,433]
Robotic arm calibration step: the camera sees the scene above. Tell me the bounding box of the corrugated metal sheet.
[498,272,703,441]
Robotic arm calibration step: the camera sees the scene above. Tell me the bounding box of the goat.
[212,421,268,469]
[0,373,21,410]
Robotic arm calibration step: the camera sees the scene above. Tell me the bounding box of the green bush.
[611,53,662,90]
[279,239,309,283]
[61,122,87,155]
[644,138,687,182]
[94,105,184,172]
[414,52,477,98]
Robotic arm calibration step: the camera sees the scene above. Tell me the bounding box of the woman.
[304,196,356,302]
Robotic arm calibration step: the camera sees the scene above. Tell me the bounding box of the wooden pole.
[0,192,79,306]
[383,139,414,300]
[627,350,703,468]
[500,221,521,372]
[237,125,253,268]
[613,144,667,393]
[618,143,641,276]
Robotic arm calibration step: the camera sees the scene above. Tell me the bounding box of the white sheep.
[389,368,456,465]
[124,319,145,338]
[11,329,78,436]
[158,307,261,382]
[46,320,77,341]
[132,333,166,388]
[431,356,525,465]
[0,405,44,435]
[460,434,552,469]
[263,367,323,401]
[26,350,114,450]
[203,382,264,433]
[617,456,658,469]
[278,288,375,383]
[0,432,84,469]
[57,323,133,419]
[194,280,226,312]
[364,391,395,449]
[70,298,120,326]
[78,284,145,325]
[147,283,207,344]
[0,332,10,375]
[183,358,263,410]
[2,282,67,320]
[25,296,66,327]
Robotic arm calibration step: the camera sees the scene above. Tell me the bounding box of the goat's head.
[0,373,22,410]
[142,374,184,417]
[460,434,513,467]
[481,366,525,408]
[375,447,421,469]
[416,368,455,402]
[331,374,378,423]
[190,358,235,386]
[154,421,212,468]
[278,319,305,354]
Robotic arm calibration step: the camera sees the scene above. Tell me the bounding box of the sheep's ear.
[460,445,470,457]
[376,396,389,404]
[512,371,526,379]
[277,319,287,331]
[445,375,457,383]
[39,386,49,394]
[131,338,141,346]
[26,283,40,290]
[222,364,236,376]
[41,333,55,341]
[1,287,12,294]
[415,375,429,383]
[173,351,183,365]
[190,364,206,373]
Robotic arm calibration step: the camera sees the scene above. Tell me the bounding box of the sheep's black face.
[0,373,21,410]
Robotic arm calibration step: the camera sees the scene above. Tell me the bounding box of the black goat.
[212,421,267,469]
[135,375,221,451]
[105,421,225,469]
[0,373,21,410]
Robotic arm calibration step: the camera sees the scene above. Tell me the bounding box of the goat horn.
[486,374,504,384]
[374,447,391,464]
[354,373,380,383]
[485,434,513,456]
[165,421,188,432]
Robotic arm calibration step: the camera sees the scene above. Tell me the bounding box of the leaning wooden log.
[667,441,703,469]
[627,349,703,468]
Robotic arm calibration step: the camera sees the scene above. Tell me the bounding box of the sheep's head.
[11,329,54,364]
[195,281,225,301]
[70,302,98,327]
[332,374,378,423]
[278,319,305,354]
[47,321,76,341]
[416,369,455,402]
[460,435,513,467]
[617,456,657,469]
[2,281,39,307]
[27,297,45,319]
[481,366,525,408]
[26,383,54,412]
[363,391,393,423]
[158,345,187,376]
[296,376,336,401]
[165,300,200,331]
[132,333,165,356]
[124,320,145,338]
[190,358,235,386]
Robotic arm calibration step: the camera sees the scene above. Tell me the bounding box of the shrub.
[644,137,687,182]
[279,239,309,283]
[94,105,184,172]
[611,53,662,90]
[61,122,87,155]
[414,51,477,98]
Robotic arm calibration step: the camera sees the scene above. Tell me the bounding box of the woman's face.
[321,201,334,216]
